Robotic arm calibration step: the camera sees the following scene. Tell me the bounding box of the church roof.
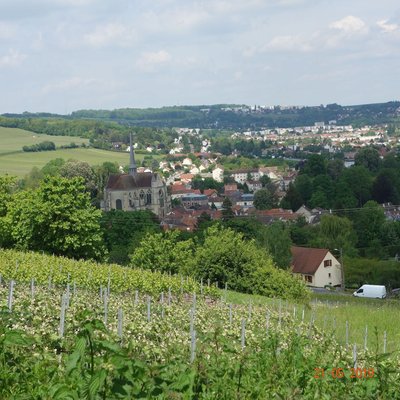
[106,173,154,190]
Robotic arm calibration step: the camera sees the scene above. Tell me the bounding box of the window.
[115,199,122,210]
[305,275,313,283]
[357,288,363,294]
[324,259,332,267]
[146,190,152,205]
[139,190,145,203]
[328,273,331,278]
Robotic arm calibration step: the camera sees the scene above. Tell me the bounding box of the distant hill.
[2,101,400,129]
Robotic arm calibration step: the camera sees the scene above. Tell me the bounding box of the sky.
[1,0,400,114]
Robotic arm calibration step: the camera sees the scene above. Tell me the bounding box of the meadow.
[0,127,157,176]
[1,249,400,398]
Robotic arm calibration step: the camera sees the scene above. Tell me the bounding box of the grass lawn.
[0,127,160,176]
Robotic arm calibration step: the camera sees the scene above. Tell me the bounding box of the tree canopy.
[6,176,105,260]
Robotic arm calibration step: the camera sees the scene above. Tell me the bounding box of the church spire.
[129,133,137,176]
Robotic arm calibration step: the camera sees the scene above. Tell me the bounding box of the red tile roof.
[291,246,329,275]
[203,189,218,197]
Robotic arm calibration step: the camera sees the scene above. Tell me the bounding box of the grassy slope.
[0,127,89,154]
[0,127,158,176]
[224,289,400,352]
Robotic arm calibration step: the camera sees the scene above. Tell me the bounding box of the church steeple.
[129,133,137,176]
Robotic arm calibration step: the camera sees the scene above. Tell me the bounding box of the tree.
[352,200,386,253]
[301,154,327,177]
[6,176,105,260]
[341,166,372,207]
[0,175,17,248]
[259,221,292,268]
[60,160,97,196]
[253,188,277,210]
[309,214,358,256]
[0,175,17,217]
[193,225,309,299]
[355,147,381,172]
[280,183,303,211]
[294,175,313,204]
[333,180,358,210]
[309,190,329,209]
[221,197,234,221]
[100,209,161,264]
[41,158,66,176]
[92,161,120,204]
[260,175,271,188]
[129,230,194,274]
[372,169,400,204]
[196,211,211,228]
[327,159,344,181]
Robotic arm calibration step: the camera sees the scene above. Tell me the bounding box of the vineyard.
[1,249,400,399]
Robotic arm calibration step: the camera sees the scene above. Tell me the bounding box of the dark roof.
[106,173,154,190]
[291,246,329,275]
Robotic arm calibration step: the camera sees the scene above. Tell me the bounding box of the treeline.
[22,141,55,152]
[345,257,400,289]
[0,116,178,151]
[68,102,400,128]
[2,101,400,130]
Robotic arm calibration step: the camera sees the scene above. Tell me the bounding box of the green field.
[0,127,156,176]
[0,126,89,154]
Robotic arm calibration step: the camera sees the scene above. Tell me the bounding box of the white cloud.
[136,50,172,71]
[0,22,16,39]
[330,16,367,34]
[41,77,97,93]
[264,35,313,52]
[84,23,136,47]
[377,19,398,33]
[0,49,26,67]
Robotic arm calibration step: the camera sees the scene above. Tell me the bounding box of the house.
[181,193,209,209]
[295,205,329,224]
[250,208,298,224]
[291,246,342,288]
[170,184,201,200]
[236,193,254,209]
[203,189,218,198]
[224,183,238,194]
[246,180,262,192]
[212,166,224,182]
[230,168,260,184]
[179,173,194,184]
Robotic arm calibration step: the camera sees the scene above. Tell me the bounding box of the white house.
[182,157,193,167]
[291,246,342,288]
[212,166,224,182]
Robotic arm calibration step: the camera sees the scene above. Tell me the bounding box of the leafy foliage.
[192,225,309,300]
[22,140,56,152]
[6,176,105,260]
[130,230,195,274]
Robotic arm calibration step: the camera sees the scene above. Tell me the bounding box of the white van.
[353,284,386,299]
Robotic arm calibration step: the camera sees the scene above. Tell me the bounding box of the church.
[103,136,171,218]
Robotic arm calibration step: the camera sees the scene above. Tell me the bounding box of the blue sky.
[1,0,399,114]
